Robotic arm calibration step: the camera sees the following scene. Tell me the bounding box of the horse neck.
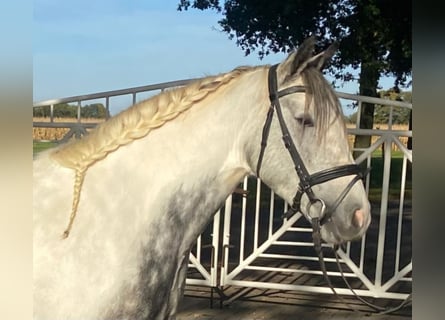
[32,70,271,319]
[94,68,268,237]
[158,69,267,179]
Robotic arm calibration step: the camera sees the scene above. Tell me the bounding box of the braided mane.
[51,66,259,238]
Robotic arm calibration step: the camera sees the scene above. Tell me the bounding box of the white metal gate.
[217,94,412,301]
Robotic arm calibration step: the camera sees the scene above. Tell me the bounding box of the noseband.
[256,64,369,225]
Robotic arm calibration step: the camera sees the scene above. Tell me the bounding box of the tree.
[33,105,51,117]
[374,90,411,124]
[33,103,108,119]
[345,90,411,124]
[178,0,412,154]
[81,103,108,118]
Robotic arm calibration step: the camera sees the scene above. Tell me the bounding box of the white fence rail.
[186,209,221,288]
[33,78,412,301]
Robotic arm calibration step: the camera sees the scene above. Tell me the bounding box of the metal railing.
[33,79,198,143]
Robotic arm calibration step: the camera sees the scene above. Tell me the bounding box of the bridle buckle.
[304,198,327,223]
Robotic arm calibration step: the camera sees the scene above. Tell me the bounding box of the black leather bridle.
[256,64,369,226]
[256,65,411,314]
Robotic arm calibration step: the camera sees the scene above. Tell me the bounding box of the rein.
[313,222,412,315]
[256,64,410,314]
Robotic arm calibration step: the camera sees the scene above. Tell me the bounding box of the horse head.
[252,37,371,244]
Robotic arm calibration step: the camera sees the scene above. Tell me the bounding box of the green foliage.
[81,103,108,118]
[178,0,412,152]
[33,141,57,154]
[373,106,410,124]
[374,90,411,124]
[178,0,412,88]
[345,90,411,125]
[367,152,412,201]
[33,103,108,118]
[347,112,358,124]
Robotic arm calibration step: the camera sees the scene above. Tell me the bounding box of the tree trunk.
[353,61,380,159]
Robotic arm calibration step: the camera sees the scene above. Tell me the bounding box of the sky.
[33,0,407,115]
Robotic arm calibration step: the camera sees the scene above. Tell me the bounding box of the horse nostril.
[352,209,366,228]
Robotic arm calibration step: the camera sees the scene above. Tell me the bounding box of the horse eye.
[295,116,314,127]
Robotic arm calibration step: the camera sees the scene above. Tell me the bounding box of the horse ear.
[304,41,339,70]
[277,36,316,80]
[278,38,338,81]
